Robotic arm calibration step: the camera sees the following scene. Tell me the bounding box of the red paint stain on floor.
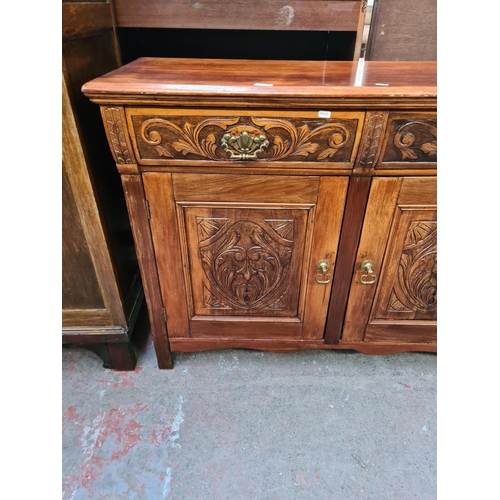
[62,402,151,498]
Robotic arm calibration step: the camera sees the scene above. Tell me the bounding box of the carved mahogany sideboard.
[82,58,437,369]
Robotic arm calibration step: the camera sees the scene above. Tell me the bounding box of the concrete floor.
[62,332,436,500]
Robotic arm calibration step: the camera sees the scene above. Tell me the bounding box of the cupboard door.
[143,173,348,340]
[343,177,437,343]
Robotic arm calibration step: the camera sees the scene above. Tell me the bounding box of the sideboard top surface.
[82,58,437,104]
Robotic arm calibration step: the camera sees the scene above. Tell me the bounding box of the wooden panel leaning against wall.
[365,0,437,61]
[62,0,146,371]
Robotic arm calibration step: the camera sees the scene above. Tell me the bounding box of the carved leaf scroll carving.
[139,116,351,161]
[252,118,350,161]
[199,220,293,309]
[104,108,133,164]
[394,121,437,160]
[140,117,240,160]
[394,222,437,313]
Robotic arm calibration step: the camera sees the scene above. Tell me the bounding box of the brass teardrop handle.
[315,260,332,284]
[360,260,377,285]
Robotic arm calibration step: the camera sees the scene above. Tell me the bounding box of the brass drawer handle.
[221,129,269,160]
[360,260,377,285]
[315,260,332,284]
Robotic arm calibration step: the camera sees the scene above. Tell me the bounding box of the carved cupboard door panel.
[143,173,348,340]
[342,177,437,344]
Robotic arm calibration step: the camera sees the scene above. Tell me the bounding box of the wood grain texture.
[142,173,192,339]
[301,176,349,339]
[366,0,436,61]
[62,165,105,310]
[398,177,437,206]
[62,309,111,328]
[62,3,113,41]
[113,0,361,31]
[341,177,402,341]
[172,173,320,203]
[169,337,436,354]
[363,321,437,343]
[82,58,437,104]
[63,73,126,328]
[344,176,437,344]
[143,172,348,342]
[323,176,372,344]
[121,174,173,368]
[190,317,302,339]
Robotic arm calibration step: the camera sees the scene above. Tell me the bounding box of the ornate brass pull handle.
[360,260,377,285]
[315,260,332,284]
[221,129,269,160]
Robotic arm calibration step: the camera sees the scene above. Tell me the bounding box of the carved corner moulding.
[357,113,386,169]
[102,107,134,164]
[139,117,351,161]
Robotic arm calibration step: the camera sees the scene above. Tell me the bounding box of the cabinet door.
[143,173,348,340]
[342,177,437,343]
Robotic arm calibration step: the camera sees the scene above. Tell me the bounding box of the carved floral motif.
[199,220,293,309]
[394,121,437,160]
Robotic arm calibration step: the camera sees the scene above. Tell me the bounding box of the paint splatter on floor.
[63,337,437,500]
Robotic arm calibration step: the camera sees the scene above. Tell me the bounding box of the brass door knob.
[315,260,332,284]
[360,260,377,285]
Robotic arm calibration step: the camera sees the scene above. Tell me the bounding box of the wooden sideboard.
[82,58,437,369]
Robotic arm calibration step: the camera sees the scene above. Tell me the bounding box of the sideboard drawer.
[125,108,364,169]
[376,112,437,170]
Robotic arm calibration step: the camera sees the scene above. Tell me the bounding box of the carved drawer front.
[126,108,364,168]
[376,112,437,170]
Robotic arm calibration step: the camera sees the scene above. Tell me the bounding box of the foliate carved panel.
[130,114,359,163]
[356,112,387,170]
[385,221,437,320]
[102,107,134,164]
[380,114,437,164]
[184,208,309,317]
[200,220,293,309]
